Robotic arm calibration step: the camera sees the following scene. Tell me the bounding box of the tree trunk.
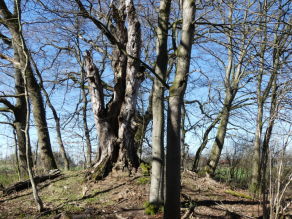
[31,58,70,172]
[13,45,29,179]
[149,0,171,209]
[204,93,234,175]
[3,169,60,195]
[181,103,186,168]
[13,127,21,181]
[116,0,144,171]
[251,100,264,192]
[0,1,57,172]
[135,88,153,161]
[80,70,92,168]
[82,0,144,180]
[192,113,221,172]
[15,1,44,210]
[164,0,195,218]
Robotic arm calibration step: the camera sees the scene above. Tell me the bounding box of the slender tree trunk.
[164,1,195,218]
[149,0,171,209]
[251,1,268,192]
[135,88,153,161]
[80,69,92,168]
[251,100,264,192]
[15,0,44,210]
[204,93,234,175]
[192,114,221,172]
[181,103,186,168]
[13,127,21,181]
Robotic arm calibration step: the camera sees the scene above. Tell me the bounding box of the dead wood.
[3,169,61,195]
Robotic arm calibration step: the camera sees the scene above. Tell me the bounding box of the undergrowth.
[225,190,252,199]
[143,201,164,215]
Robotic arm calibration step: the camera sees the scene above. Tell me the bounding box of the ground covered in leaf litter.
[0,167,270,219]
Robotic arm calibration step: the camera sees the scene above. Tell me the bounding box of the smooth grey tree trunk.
[81,70,92,169]
[250,1,268,192]
[164,0,195,218]
[181,103,186,168]
[149,0,171,209]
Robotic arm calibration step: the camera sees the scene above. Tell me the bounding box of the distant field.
[0,160,19,187]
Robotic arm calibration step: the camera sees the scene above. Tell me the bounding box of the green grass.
[225,190,252,199]
[143,201,164,215]
[140,163,151,176]
[0,172,19,187]
[136,177,150,185]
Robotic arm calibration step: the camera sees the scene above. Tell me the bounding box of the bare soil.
[0,168,273,219]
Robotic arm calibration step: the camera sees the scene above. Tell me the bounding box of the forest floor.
[0,167,275,219]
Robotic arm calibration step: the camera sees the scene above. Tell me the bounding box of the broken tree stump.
[3,169,61,195]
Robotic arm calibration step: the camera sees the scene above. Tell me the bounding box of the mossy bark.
[149,0,171,209]
[164,1,195,218]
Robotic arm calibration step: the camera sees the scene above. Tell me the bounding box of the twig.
[115,214,127,219]
[181,205,196,219]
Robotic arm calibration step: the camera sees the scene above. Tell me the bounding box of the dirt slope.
[0,168,264,219]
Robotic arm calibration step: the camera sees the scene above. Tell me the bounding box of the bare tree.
[78,0,145,179]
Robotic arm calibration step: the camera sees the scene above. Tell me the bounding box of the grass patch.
[136,177,150,185]
[225,190,252,199]
[143,201,164,215]
[140,163,151,176]
[87,197,100,203]
[63,204,82,212]
[0,172,19,187]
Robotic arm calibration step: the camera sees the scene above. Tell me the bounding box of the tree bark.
[181,103,186,168]
[204,93,234,175]
[149,0,171,209]
[164,0,195,218]
[82,0,144,180]
[116,0,144,171]
[13,44,29,178]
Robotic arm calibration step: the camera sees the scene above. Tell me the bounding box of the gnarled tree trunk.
[83,0,144,180]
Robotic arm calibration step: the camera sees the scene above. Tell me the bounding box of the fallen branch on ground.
[3,169,61,195]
